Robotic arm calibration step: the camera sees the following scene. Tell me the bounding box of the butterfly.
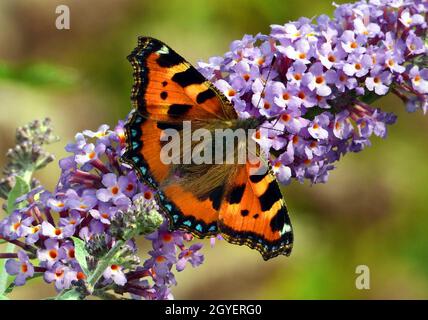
[121,37,293,260]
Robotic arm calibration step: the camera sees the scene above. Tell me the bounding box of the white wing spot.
[158,45,169,55]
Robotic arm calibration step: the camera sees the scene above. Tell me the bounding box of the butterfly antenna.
[255,55,277,110]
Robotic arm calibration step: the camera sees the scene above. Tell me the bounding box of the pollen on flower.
[294,73,302,81]
[328,55,336,62]
[350,41,358,49]
[355,63,362,70]
[126,183,134,192]
[101,213,109,219]
[263,102,271,109]
[243,74,250,81]
[12,222,21,231]
[54,228,62,236]
[110,264,119,271]
[297,91,305,99]
[298,52,306,59]
[374,76,381,84]
[313,124,320,129]
[310,141,317,148]
[88,152,96,160]
[304,159,311,165]
[68,248,75,259]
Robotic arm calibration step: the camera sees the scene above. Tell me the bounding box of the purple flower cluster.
[0,121,204,299]
[198,0,428,184]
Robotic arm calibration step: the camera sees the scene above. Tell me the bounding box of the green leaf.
[6,176,30,214]
[72,237,90,276]
[0,294,9,300]
[0,243,15,294]
[54,288,83,300]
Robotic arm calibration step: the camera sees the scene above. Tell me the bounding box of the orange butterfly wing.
[123,37,234,236]
[122,37,294,259]
[219,163,293,260]
[128,36,236,122]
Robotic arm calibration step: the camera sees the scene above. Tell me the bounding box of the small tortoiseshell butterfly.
[122,37,293,260]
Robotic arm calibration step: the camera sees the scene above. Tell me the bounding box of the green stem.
[86,239,126,294]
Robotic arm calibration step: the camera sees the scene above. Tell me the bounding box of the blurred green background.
[1,0,428,299]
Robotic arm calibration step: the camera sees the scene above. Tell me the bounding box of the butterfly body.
[122,37,293,260]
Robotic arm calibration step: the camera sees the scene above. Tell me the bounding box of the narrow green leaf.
[54,288,83,300]
[6,176,30,214]
[72,237,90,276]
[0,243,15,294]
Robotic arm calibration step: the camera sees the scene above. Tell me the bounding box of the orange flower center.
[88,152,96,159]
[282,93,290,100]
[298,52,306,59]
[228,89,236,97]
[77,272,86,280]
[292,136,299,144]
[243,74,250,81]
[54,229,62,236]
[49,249,58,259]
[355,63,362,70]
[21,264,28,273]
[163,234,173,242]
[350,41,358,49]
[144,191,153,200]
[328,55,336,62]
[68,248,75,259]
[294,73,302,81]
[111,186,119,195]
[298,91,305,99]
[281,114,291,122]
[156,256,166,263]
[315,76,324,84]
